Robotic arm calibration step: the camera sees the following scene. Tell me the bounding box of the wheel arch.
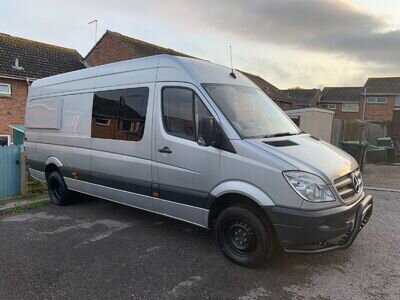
[207,181,275,229]
[44,157,63,181]
[45,156,63,168]
[209,181,275,207]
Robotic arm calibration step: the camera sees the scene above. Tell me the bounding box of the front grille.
[334,169,363,203]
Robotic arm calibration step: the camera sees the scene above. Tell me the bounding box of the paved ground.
[0,164,399,299]
[363,164,400,190]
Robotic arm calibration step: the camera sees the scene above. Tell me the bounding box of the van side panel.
[25,97,63,129]
[94,68,157,90]
[26,92,93,191]
[28,70,97,99]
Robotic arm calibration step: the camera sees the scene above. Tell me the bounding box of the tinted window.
[162,87,213,141]
[91,87,149,141]
[162,88,195,140]
[195,94,212,137]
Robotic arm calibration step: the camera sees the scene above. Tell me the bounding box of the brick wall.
[332,103,362,120]
[0,77,28,140]
[364,96,395,121]
[85,34,135,67]
[322,97,395,121]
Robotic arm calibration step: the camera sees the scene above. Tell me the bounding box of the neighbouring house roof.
[85,30,292,105]
[0,32,84,79]
[85,30,193,60]
[281,88,321,106]
[240,71,293,104]
[320,87,363,103]
[364,77,400,95]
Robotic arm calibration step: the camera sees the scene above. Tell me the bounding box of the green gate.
[10,124,25,146]
[0,145,21,198]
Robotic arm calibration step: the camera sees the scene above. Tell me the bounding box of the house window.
[395,96,400,107]
[0,83,11,96]
[95,118,111,126]
[342,103,360,113]
[0,135,10,146]
[321,104,336,110]
[367,97,387,104]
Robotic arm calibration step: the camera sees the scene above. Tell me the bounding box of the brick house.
[364,77,400,121]
[364,77,400,141]
[320,79,400,124]
[281,88,321,108]
[0,32,84,145]
[319,87,363,120]
[84,30,293,109]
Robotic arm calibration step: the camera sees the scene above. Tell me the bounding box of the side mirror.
[198,117,217,146]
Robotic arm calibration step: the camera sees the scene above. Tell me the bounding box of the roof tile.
[281,89,321,106]
[0,32,84,79]
[320,87,362,103]
[239,71,292,103]
[364,77,400,94]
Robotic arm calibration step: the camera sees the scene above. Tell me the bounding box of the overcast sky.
[1,0,399,88]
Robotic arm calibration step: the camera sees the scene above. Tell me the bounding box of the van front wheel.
[215,206,274,268]
[47,172,71,206]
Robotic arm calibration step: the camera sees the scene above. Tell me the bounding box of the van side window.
[162,87,213,141]
[91,87,149,141]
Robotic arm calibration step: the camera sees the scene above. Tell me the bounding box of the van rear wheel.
[47,171,71,206]
[215,206,275,268]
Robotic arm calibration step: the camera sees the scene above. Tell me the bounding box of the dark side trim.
[29,161,209,209]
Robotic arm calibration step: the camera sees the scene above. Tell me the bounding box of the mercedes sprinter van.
[25,55,373,267]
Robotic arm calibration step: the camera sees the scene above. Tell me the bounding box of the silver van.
[25,55,373,267]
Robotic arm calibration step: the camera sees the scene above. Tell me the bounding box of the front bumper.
[265,194,373,254]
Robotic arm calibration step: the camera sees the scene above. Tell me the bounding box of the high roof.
[320,87,363,103]
[364,77,400,95]
[30,55,255,98]
[281,88,321,106]
[0,32,84,80]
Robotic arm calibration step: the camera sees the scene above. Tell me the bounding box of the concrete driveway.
[0,181,399,299]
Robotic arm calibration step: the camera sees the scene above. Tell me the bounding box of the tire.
[47,171,71,206]
[215,206,275,268]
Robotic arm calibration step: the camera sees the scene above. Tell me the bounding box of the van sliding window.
[91,87,149,141]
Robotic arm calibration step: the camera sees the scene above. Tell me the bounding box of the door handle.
[158,146,172,154]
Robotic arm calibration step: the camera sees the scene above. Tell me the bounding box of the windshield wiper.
[263,132,300,138]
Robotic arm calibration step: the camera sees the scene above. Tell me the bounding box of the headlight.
[283,171,335,202]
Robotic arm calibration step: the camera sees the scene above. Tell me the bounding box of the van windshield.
[202,84,300,139]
